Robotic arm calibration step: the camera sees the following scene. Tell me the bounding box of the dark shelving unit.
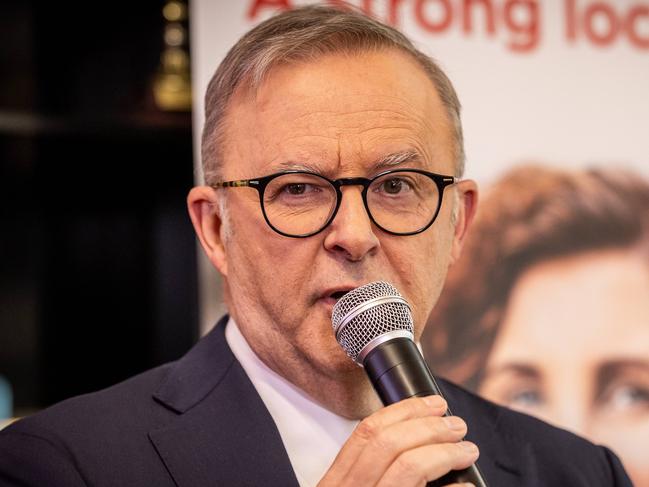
[0,1,198,413]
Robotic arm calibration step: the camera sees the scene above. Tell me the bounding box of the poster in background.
[190,2,649,485]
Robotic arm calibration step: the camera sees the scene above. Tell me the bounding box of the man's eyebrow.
[371,151,422,171]
[274,160,328,173]
[273,151,422,174]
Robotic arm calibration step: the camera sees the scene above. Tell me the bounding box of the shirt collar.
[225,317,359,487]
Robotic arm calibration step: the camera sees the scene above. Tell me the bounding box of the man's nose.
[323,186,379,261]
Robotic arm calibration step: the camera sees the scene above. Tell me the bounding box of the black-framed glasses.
[210,169,455,238]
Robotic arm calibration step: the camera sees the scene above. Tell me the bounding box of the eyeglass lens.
[262,171,441,237]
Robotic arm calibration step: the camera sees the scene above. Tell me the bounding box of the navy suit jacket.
[0,317,632,486]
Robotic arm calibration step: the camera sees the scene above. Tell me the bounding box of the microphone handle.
[363,337,488,487]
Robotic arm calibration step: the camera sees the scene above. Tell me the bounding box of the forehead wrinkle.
[284,104,422,131]
[353,112,445,167]
[263,133,336,167]
[252,98,446,176]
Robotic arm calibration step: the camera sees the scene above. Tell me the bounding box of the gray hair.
[201,4,465,185]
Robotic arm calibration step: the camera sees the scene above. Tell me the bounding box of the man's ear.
[450,180,478,265]
[187,186,228,276]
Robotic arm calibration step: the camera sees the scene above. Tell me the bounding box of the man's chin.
[315,363,381,419]
[314,349,366,382]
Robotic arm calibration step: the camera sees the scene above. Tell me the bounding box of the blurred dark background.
[0,1,198,414]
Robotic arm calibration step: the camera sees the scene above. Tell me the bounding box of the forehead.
[494,249,649,363]
[221,49,456,177]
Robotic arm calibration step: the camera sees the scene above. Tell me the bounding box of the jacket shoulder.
[0,364,178,487]
[5,362,176,438]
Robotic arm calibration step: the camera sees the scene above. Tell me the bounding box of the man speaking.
[0,5,632,486]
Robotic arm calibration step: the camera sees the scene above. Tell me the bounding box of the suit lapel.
[470,420,530,486]
[438,378,534,486]
[148,320,299,487]
[146,319,539,487]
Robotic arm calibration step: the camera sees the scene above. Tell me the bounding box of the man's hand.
[319,396,479,487]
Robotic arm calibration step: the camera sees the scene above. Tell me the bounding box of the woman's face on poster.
[479,248,649,487]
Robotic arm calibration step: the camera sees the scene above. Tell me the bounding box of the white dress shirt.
[225,318,359,487]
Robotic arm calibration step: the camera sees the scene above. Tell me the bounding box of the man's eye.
[285,183,307,195]
[278,182,320,197]
[378,178,412,195]
[384,178,403,194]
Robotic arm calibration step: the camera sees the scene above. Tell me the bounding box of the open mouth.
[329,290,349,301]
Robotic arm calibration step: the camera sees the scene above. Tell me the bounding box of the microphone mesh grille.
[331,281,414,363]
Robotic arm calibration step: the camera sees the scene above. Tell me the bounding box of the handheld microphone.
[331,281,488,487]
